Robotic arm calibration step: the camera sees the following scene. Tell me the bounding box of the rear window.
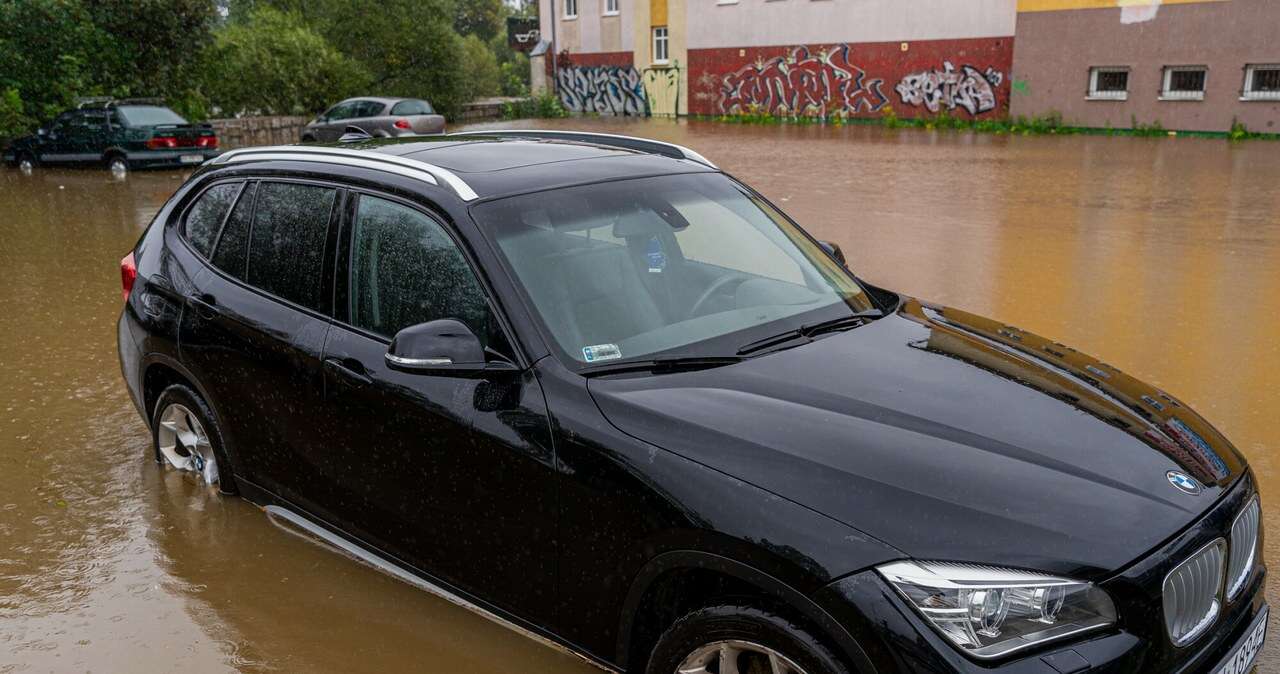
[183,183,242,258]
[246,182,337,313]
[117,106,187,127]
[390,99,434,116]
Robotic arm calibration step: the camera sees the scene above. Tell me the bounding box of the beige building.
[1011,0,1280,133]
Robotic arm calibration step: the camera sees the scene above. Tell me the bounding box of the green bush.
[502,92,568,120]
[198,7,368,117]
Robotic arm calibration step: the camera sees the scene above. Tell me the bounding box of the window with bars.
[1243,65,1280,100]
[1161,66,1207,100]
[1088,67,1129,100]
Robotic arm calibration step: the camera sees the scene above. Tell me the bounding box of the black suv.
[4,98,219,173]
[116,132,1267,674]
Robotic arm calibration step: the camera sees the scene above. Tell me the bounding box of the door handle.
[324,357,373,387]
[189,293,218,320]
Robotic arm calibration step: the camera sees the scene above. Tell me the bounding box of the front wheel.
[106,154,129,174]
[647,606,847,674]
[16,153,36,173]
[151,384,236,494]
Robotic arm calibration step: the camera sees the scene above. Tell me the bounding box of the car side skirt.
[257,497,621,672]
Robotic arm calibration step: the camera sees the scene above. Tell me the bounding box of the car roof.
[338,96,415,106]
[208,132,719,203]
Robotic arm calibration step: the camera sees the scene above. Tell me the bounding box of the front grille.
[1163,539,1226,646]
[1226,497,1261,600]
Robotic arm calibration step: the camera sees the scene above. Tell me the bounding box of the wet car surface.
[1,118,1277,672]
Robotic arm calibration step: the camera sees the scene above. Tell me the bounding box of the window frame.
[1242,64,1280,101]
[177,179,246,260]
[564,0,578,19]
[331,187,526,366]
[652,26,669,65]
[603,0,619,15]
[1160,65,1208,101]
[1086,66,1130,101]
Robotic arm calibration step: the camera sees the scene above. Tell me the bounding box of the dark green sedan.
[3,100,220,173]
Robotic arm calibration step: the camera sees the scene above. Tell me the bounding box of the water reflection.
[1,118,1278,671]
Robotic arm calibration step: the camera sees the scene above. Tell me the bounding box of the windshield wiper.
[580,356,744,377]
[736,309,884,356]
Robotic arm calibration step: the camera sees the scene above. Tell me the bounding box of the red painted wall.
[688,37,1013,119]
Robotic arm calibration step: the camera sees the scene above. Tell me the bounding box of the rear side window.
[349,195,490,341]
[183,183,241,258]
[353,100,386,117]
[390,100,434,116]
[211,182,256,279]
[247,182,336,313]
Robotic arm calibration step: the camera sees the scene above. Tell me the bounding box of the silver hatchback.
[301,97,446,142]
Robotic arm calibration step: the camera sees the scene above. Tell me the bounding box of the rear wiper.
[580,356,744,377]
[736,309,884,356]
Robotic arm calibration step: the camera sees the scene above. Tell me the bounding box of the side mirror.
[386,319,500,376]
[820,240,847,266]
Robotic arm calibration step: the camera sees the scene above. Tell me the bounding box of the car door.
[317,101,356,142]
[316,191,559,623]
[345,100,387,136]
[177,179,341,510]
[41,113,78,163]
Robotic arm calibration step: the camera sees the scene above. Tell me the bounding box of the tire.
[300,134,316,143]
[16,153,36,172]
[106,154,129,173]
[646,605,847,674]
[150,384,237,494]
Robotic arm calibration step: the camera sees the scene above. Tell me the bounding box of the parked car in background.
[300,97,446,142]
[3,99,219,173]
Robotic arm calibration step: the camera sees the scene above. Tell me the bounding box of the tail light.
[121,252,137,301]
[146,136,178,149]
[393,118,411,130]
[196,135,218,149]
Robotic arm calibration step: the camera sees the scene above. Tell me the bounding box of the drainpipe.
[548,0,559,96]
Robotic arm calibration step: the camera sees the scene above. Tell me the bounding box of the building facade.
[536,0,1279,134]
[1011,0,1280,134]
[539,0,1017,120]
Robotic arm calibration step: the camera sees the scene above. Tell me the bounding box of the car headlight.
[877,560,1117,659]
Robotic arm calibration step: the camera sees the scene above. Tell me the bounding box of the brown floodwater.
[1,118,1277,673]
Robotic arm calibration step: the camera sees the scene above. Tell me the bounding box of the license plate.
[179,154,204,164]
[1216,606,1268,674]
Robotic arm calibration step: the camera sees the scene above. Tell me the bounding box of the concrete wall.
[688,39,1014,118]
[1011,0,1280,133]
[209,116,309,149]
[688,0,1017,49]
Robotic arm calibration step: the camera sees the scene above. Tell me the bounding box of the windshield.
[117,106,187,127]
[472,173,874,367]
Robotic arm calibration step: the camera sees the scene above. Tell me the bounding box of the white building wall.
[540,0,635,54]
[686,0,1017,49]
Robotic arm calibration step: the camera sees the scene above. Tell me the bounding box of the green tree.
[199,6,369,115]
[459,34,501,103]
[455,0,503,43]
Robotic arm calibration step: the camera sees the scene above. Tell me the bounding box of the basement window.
[1087,67,1129,101]
[1161,66,1207,101]
[1243,64,1280,101]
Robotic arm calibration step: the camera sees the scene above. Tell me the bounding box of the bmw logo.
[1166,470,1202,496]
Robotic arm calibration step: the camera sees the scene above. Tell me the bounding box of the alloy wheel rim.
[157,403,219,485]
[18,157,33,172]
[676,640,808,674]
[109,158,127,173]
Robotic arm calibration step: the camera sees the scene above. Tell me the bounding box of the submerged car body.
[116,132,1265,674]
[300,97,446,142]
[4,100,219,171]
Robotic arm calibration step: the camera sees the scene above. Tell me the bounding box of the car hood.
[587,298,1246,578]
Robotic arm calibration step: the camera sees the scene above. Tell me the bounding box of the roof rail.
[209,146,479,201]
[447,129,718,169]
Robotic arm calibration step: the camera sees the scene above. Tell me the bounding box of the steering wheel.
[687,273,750,319]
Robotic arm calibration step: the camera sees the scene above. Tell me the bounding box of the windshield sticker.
[582,343,622,363]
[646,236,667,273]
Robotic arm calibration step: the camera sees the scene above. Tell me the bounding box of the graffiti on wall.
[556,66,646,116]
[719,45,887,116]
[895,62,1005,116]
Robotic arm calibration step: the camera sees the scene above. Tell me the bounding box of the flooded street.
[2,119,1278,672]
